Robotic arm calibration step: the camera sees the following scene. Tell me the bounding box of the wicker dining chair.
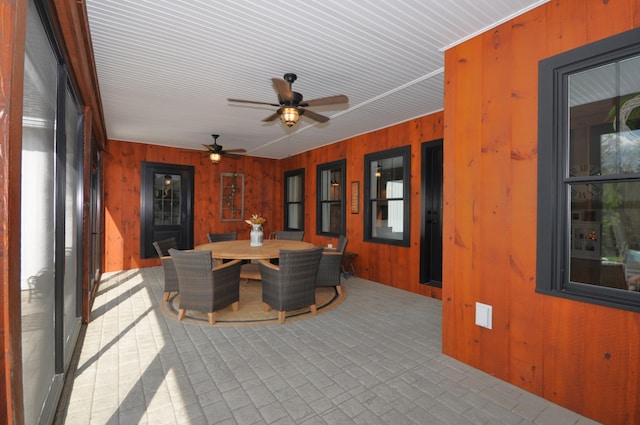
[168,248,242,325]
[258,246,324,324]
[152,237,179,302]
[207,232,237,242]
[316,235,348,295]
[275,230,304,241]
[207,232,239,264]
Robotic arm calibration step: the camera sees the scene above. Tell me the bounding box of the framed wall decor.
[351,181,360,214]
[220,172,244,221]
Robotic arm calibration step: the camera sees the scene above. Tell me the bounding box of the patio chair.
[207,232,237,242]
[168,248,242,325]
[152,237,179,302]
[275,230,304,241]
[316,235,348,295]
[258,246,323,324]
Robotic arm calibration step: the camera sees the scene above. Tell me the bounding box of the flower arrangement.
[245,214,266,226]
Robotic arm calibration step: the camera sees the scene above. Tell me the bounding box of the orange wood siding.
[443,1,640,423]
[103,140,282,271]
[281,114,444,299]
[104,112,445,300]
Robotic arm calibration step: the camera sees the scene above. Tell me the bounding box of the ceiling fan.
[202,134,246,163]
[227,73,348,127]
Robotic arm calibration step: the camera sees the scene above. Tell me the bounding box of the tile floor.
[55,267,601,425]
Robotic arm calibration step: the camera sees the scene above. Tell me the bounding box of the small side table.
[342,252,358,278]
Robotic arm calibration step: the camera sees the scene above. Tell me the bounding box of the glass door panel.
[21,1,58,423]
[62,86,82,367]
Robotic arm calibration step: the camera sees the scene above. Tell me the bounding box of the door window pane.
[154,173,181,225]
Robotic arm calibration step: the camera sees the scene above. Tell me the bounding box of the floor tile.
[54,267,601,425]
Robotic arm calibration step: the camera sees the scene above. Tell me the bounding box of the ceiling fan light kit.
[279,107,299,127]
[227,73,348,128]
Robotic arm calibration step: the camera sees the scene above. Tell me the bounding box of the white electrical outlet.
[475,302,492,329]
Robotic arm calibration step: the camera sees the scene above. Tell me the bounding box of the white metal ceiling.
[85,0,548,159]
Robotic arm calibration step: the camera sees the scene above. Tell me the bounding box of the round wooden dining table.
[194,239,315,260]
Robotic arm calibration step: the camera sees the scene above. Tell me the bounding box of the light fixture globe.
[209,152,221,164]
[279,107,299,127]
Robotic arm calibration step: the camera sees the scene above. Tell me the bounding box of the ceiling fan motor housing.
[281,91,303,106]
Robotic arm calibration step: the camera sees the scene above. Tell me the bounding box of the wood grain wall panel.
[586,0,634,41]
[580,307,639,420]
[103,140,281,272]
[539,298,640,419]
[443,1,640,423]
[506,6,546,394]
[545,0,587,56]
[280,114,444,299]
[476,24,513,379]
[441,45,458,357]
[443,35,485,364]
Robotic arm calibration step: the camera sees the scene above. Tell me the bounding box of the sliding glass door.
[21,1,84,423]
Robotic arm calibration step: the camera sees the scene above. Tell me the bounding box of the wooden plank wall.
[103,140,282,271]
[281,113,444,298]
[442,1,640,423]
[104,111,445,299]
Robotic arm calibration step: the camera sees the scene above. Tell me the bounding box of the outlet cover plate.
[475,302,492,329]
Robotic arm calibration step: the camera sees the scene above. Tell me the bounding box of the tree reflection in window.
[537,28,640,311]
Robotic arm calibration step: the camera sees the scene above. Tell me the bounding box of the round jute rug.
[159,282,346,326]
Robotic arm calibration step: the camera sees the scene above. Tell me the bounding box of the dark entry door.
[420,139,443,286]
[140,161,194,258]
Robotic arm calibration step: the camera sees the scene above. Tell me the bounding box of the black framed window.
[284,168,304,231]
[537,27,640,312]
[364,146,410,246]
[316,159,345,236]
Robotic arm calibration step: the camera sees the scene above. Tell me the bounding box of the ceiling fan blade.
[262,112,281,122]
[223,153,243,159]
[222,148,247,153]
[272,78,292,101]
[301,94,349,107]
[228,98,279,107]
[300,108,329,123]
[202,144,219,152]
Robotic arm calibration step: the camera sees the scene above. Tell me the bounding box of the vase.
[250,224,263,246]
